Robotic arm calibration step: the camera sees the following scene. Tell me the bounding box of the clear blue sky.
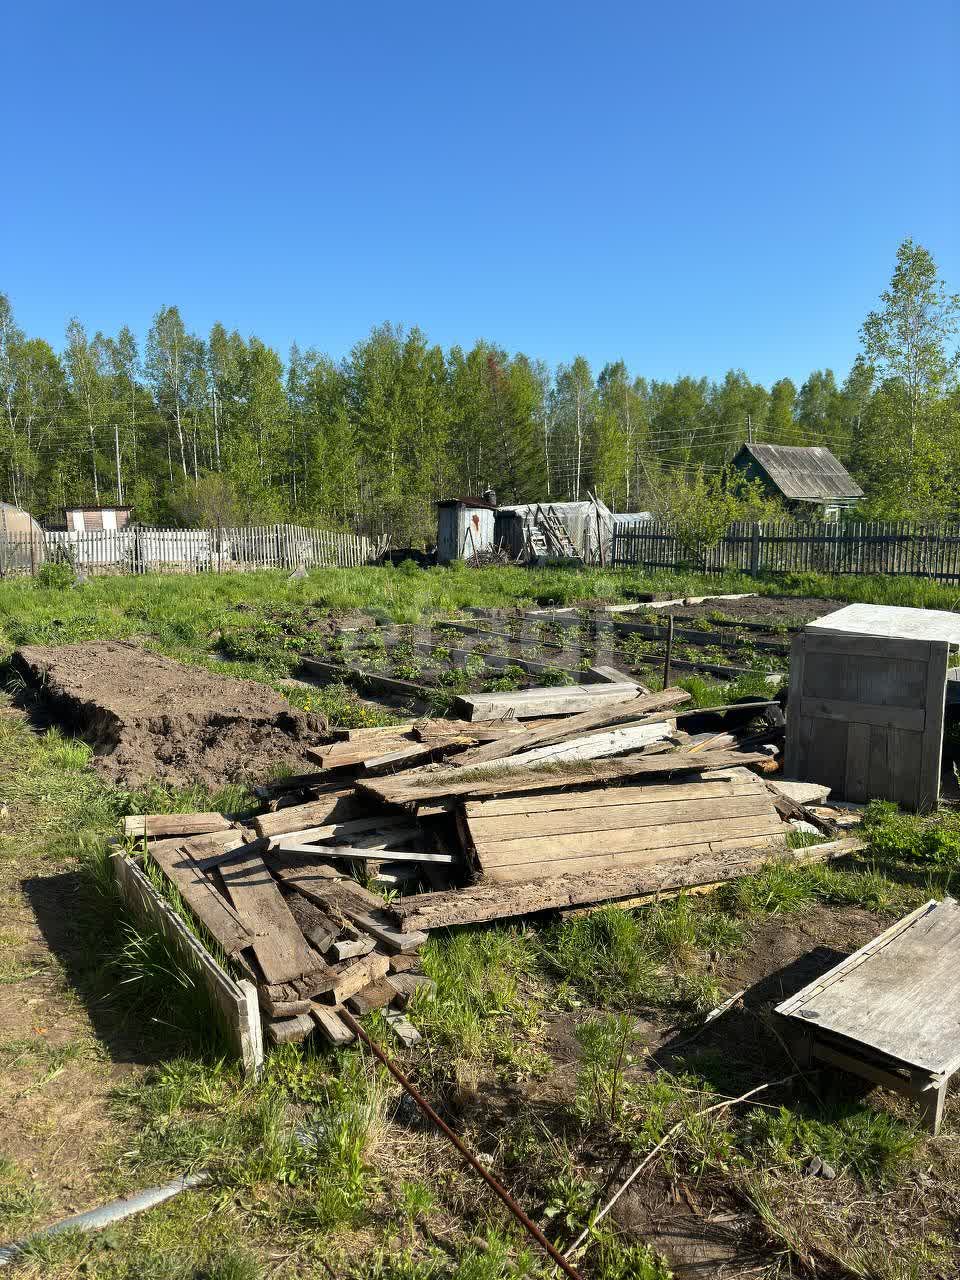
[2,0,957,386]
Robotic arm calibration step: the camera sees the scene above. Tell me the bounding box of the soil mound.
[13,641,329,789]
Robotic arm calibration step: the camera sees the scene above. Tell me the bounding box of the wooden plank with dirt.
[385,837,863,931]
[218,844,324,985]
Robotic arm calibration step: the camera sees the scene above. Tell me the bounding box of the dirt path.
[0,858,146,1232]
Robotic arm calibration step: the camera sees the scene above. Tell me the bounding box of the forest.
[1,239,957,543]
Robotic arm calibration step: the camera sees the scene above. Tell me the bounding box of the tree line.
[0,239,957,543]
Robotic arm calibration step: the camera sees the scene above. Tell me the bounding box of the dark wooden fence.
[612,519,960,582]
[0,524,373,577]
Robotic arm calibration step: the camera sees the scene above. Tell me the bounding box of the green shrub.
[34,560,76,590]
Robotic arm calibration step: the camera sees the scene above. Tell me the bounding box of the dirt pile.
[13,641,329,789]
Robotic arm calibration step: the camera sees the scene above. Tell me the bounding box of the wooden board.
[786,628,949,811]
[125,812,231,839]
[268,854,386,911]
[254,790,358,838]
[113,854,263,1074]
[218,845,323,984]
[386,837,863,931]
[356,748,770,812]
[465,779,784,882]
[453,682,646,722]
[146,839,253,955]
[776,898,960,1076]
[311,1004,356,1045]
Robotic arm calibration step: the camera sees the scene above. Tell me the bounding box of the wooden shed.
[59,505,133,533]
[436,497,496,564]
[785,603,960,811]
[731,443,863,518]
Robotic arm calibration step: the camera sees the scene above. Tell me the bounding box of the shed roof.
[436,496,498,511]
[734,442,863,501]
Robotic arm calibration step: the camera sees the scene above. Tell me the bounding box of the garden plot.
[298,604,799,709]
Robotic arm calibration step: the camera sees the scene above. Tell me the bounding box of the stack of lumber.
[122,679,860,1053]
[124,810,434,1049]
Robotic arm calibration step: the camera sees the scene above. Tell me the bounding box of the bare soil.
[12,641,330,788]
[663,596,846,626]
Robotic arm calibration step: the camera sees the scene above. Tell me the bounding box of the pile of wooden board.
[122,680,861,1052]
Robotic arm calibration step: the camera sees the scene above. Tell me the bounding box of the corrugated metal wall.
[437,506,495,562]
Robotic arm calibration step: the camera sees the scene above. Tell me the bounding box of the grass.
[4,564,960,1275]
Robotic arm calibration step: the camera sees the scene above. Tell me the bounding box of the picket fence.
[0,524,372,577]
[612,519,960,583]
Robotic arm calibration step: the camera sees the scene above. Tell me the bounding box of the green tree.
[861,238,960,496]
[65,317,108,502]
[146,305,190,480]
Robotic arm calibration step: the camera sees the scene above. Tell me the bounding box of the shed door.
[785,630,949,811]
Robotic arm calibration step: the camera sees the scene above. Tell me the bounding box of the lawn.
[2,564,960,1279]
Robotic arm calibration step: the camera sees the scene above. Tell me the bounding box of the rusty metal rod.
[338,1009,584,1280]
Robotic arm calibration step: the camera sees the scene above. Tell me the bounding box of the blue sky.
[2,1,957,386]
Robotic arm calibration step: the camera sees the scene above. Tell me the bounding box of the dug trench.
[9,640,330,789]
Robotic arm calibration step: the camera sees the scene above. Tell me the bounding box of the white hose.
[0,1171,210,1267]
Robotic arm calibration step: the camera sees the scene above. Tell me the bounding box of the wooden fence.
[612,519,960,583]
[0,524,372,577]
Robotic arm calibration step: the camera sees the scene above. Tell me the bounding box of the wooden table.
[775,898,960,1133]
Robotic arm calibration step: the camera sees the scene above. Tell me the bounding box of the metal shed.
[785,603,960,811]
[436,497,497,564]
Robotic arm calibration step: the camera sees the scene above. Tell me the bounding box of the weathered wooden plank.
[474,814,787,875]
[386,837,864,930]
[465,776,764,817]
[268,854,386,910]
[346,979,397,1014]
[113,854,263,1074]
[146,839,253,955]
[455,721,674,775]
[278,841,454,865]
[467,792,777,846]
[269,815,416,848]
[356,749,770,810]
[776,898,960,1075]
[311,1004,356,1046]
[218,846,323,985]
[458,691,691,768]
[453,682,646,722]
[798,696,925,733]
[253,790,358,838]
[322,952,391,1004]
[284,891,340,952]
[125,812,231,839]
[267,1013,315,1045]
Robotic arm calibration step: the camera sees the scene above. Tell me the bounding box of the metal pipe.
[339,1010,584,1280]
[0,1172,210,1267]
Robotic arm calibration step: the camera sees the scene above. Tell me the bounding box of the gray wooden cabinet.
[785,604,960,811]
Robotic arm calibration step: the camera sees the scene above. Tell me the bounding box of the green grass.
[5,564,960,1276]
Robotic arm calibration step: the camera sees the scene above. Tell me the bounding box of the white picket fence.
[0,524,372,576]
